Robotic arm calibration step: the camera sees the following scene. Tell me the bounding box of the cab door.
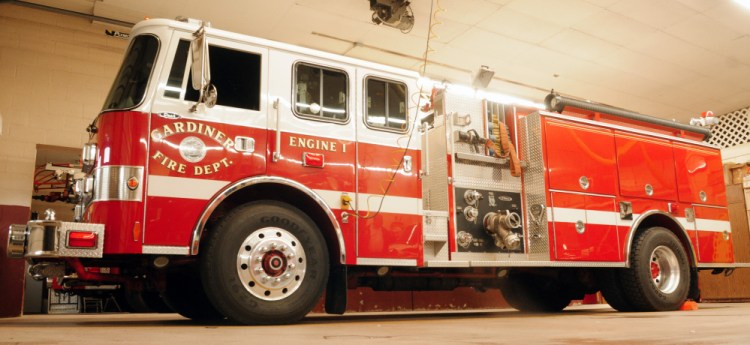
[355,68,422,265]
[145,33,268,248]
[265,52,357,264]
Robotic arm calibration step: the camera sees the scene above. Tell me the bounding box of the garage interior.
[2,0,750,334]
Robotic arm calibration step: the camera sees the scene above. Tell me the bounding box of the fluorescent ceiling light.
[734,0,750,9]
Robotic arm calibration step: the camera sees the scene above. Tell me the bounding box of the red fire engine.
[6,18,735,324]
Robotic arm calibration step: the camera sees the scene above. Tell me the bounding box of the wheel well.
[631,212,700,300]
[632,213,696,267]
[202,182,343,264]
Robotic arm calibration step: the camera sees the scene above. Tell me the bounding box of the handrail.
[544,93,711,140]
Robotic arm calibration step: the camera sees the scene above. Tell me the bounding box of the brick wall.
[0,3,127,318]
[0,3,128,207]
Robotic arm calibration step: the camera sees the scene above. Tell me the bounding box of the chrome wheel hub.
[236,227,306,301]
[649,245,680,294]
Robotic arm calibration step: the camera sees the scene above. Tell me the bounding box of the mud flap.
[689,267,701,301]
[325,264,347,314]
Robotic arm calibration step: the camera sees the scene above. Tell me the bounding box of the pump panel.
[454,187,524,254]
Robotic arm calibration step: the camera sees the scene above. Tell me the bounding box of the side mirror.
[190,22,217,111]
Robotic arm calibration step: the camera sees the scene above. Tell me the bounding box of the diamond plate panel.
[423,210,449,261]
[58,222,105,258]
[521,113,550,261]
[422,114,449,211]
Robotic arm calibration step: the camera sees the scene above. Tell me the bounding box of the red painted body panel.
[550,192,620,261]
[147,115,267,180]
[356,142,421,197]
[673,143,727,206]
[545,120,618,195]
[446,154,457,254]
[88,202,145,254]
[266,131,357,263]
[266,131,355,192]
[622,198,698,258]
[96,111,150,166]
[615,132,677,201]
[144,115,267,245]
[356,140,422,261]
[143,197,205,245]
[357,213,422,260]
[89,111,150,254]
[694,206,734,263]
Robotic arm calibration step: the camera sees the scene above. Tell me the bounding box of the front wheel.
[618,227,690,311]
[200,201,329,325]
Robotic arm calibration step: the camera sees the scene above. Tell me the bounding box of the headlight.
[73,176,94,196]
[82,143,98,167]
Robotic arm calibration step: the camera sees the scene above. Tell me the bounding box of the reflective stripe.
[313,189,422,216]
[695,219,731,233]
[147,175,229,200]
[549,207,731,233]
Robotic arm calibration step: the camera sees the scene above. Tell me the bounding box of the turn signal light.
[67,231,98,248]
[126,176,139,190]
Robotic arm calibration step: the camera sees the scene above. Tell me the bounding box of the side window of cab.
[293,62,349,122]
[365,77,407,132]
[164,40,261,111]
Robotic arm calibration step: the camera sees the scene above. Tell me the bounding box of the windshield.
[102,35,159,111]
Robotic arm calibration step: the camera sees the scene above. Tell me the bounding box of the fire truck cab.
[6,18,734,324]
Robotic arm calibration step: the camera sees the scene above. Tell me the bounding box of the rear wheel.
[596,269,634,312]
[200,201,329,325]
[499,272,572,312]
[618,227,690,311]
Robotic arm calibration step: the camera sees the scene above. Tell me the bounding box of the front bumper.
[7,220,105,259]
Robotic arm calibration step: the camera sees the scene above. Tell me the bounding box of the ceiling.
[15,0,750,123]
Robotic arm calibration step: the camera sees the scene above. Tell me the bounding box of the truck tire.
[200,201,329,325]
[618,227,690,311]
[596,269,633,312]
[499,272,571,312]
[162,267,224,321]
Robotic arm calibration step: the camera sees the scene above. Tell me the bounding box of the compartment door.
[693,206,733,263]
[544,120,617,195]
[551,192,620,261]
[673,144,726,206]
[615,132,677,201]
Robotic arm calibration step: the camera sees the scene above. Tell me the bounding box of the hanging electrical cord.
[346,0,442,219]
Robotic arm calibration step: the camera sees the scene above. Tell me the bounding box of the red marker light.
[127,176,139,190]
[68,231,98,248]
[303,152,325,168]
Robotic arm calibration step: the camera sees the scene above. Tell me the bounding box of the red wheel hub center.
[650,261,660,279]
[262,250,287,277]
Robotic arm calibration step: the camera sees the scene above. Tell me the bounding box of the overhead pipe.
[544,93,711,140]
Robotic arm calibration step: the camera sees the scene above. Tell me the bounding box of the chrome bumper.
[6,220,105,259]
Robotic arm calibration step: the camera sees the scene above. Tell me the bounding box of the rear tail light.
[67,231,98,248]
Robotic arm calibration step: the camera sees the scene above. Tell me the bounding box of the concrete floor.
[1,303,749,344]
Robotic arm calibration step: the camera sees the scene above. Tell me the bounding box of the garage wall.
[0,3,128,208]
[0,3,128,318]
